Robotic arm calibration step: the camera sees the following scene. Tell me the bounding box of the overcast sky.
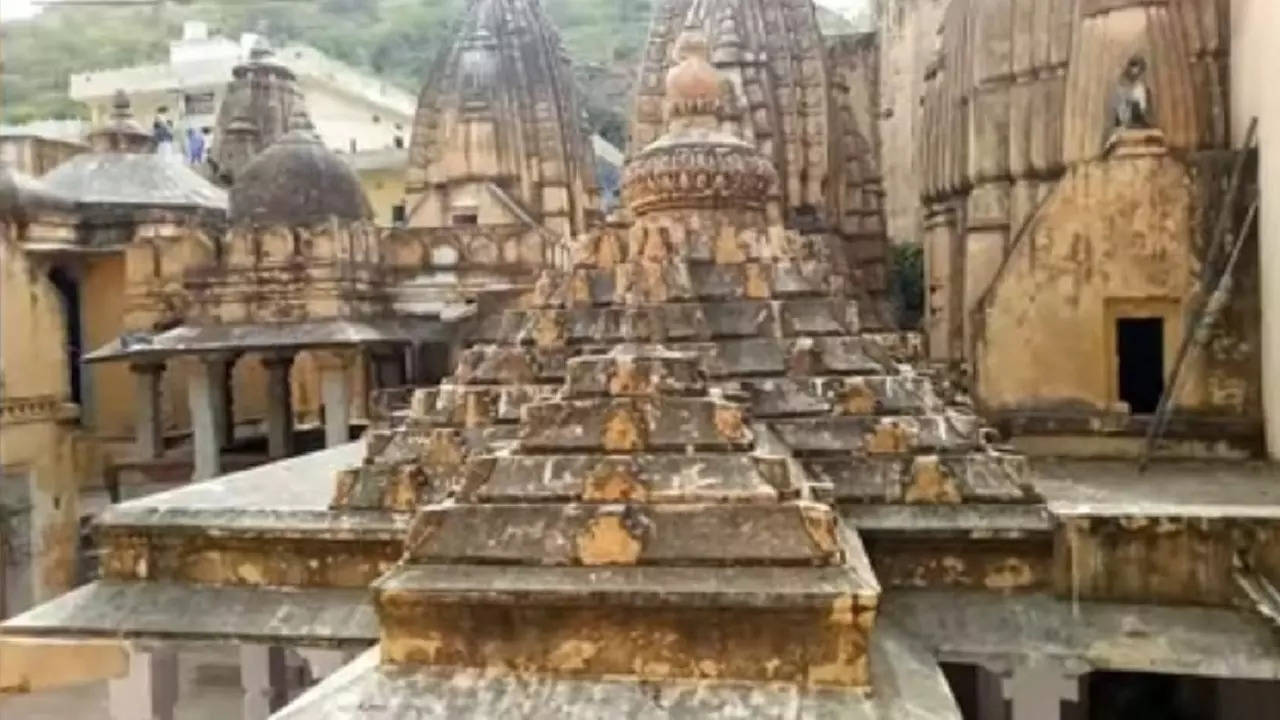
[818,0,873,14]
[1,0,875,24]
[0,0,38,22]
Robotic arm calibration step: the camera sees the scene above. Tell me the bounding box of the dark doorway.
[413,343,453,386]
[47,267,83,407]
[1116,317,1164,414]
[1088,671,1215,720]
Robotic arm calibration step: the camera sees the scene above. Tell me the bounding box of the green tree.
[888,242,924,330]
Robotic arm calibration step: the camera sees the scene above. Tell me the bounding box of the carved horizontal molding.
[0,395,78,426]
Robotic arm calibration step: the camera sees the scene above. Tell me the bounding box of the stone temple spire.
[404,0,599,237]
[210,38,305,185]
[632,0,836,225]
[630,0,892,326]
[88,90,154,154]
[621,29,784,298]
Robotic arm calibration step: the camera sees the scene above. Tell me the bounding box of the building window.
[451,213,478,226]
[391,203,406,226]
[47,268,83,408]
[372,114,381,123]
[184,92,216,115]
[349,139,358,153]
[1115,317,1164,414]
[393,135,404,149]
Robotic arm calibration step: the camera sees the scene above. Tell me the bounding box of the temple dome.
[622,30,777,216]
[229,110,371,226]
[42,92,226,215]
[0,164,73,222]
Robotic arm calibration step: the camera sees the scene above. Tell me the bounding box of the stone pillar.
[317,351,353,448]
[240,644,288,720]
[963,181,1011,363]
[296,647,352,681]
[372,348,406,389]
[974,664,1008,720]
[261,354,295,460]
[108,646,178,720]
[207,357,231,450]
[186,358,222,481]
[1002,661,1081,720]
[130,362,165,460]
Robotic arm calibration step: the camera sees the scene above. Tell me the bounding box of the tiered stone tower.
[338,29,1033,524]
[326,31,1041,711]
[404,0,599,237]
[378,343,880,691]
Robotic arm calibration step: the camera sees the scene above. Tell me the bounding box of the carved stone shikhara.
[633,0,892,323]
[405,0,599,238]
[211,41,305,186]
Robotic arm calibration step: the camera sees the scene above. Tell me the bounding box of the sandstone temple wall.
[877,0,950,246]
[881,0,1255,427]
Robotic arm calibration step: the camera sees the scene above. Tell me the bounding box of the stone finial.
[285,107,317,137]
[88,88,152,153]
[110,89,133,121]
[665,30,722,124]
[248,35,273,62]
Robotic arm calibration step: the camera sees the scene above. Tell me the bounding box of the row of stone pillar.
[107,643,358,720]
[127,349,361,482]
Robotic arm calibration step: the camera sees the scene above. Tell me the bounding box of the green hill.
[1,0,853,147]
[1,1,646,122]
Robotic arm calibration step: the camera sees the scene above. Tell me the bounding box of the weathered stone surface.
[808,453,1033,504]
[0,636,128,694]
[403,501,843,566]
[1053,513,1280,606]
[470,454,790,504]
[883,588,1280,680]
[274,621,963,720]
[405,0,599,235]
[275,652,879,720]
[91,443,407,588]
[519,396,753,452]
[865,538,1052,592]
[0,580,376,646]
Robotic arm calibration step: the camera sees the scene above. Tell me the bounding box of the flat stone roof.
[842,503,1052,535]
[0,580,375,648]
[271,620,960,720]
[86,316,461,363]
[883,589,1280,680]
[1032,459,1280,518]
[97,442,406,540]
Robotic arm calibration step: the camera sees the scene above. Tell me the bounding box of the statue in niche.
[1111,55,1153,130]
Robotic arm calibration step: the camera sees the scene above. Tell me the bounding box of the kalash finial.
[249,35,274,62]
[110,89,134,122]
[664,30,722,129]
[285,106,317,137]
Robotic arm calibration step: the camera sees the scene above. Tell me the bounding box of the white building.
[68,21,416,158]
